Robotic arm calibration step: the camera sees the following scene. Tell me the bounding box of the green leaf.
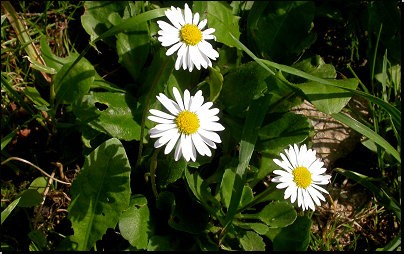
[220,61,272,117]
[225,94,272,227]
[93,7,169,44]
[68,138,131,251]
[184,168,222,218]
[16,189,43,207]
[251,112,311,187]
[23,87,50,107]
[234,221,269,235]
[28,177,48,194]
[1,197,21,225]
[238,230,265,251]
[241,201,296,228]
[287,79,359,115]
[247,1,315,60]
[54,58,95,105]
[206,1,241,49]
[288,55,337,82]
[212,44,239,75]
[116,2,150,81]
[331,112,400,163]
[73,92,143,141]
[265,216,311,251]
[81,1,129,47]
[40,36,79,72]
[119,196,153,250]
[205,67,223,102]
[156,157,187,188]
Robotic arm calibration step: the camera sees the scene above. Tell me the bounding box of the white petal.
[147,115,174,124]
[183,89,191,111]
[273,170,292,178]
[199,133,217,149]
[202,28,215,36]
[273,159,289,172]
[303,189,315,211]
[160,36,180,47]
[192,132,212,157]
[198,19,207,30]
[174,134,183,161]
[184,3,193,24]
[166,7,182,30]
[189,92,204,112]
[157,93,180,115]
[202,116,219,123]
[195,101,213,115]
[164,131,181,155]
[189,46,202,70]
[149,109,176,120]
[154,128,179,148]
[279,153,294,173]
[311,184,329,194]
[198,40,219,60]
[181,134,192,162]
[197,107,220,119]
[172,87,185,111]
[199,122,225,132]
[276,182,290,189]
[297,188,304,209]
[307,186,322,206]
[193,12,200,25]
[176,7,185,26]
[289,184,298,203]
[197,128,222,143]
[166,42,182,56]
[157,20,179,33]
[149,128,167,138]
[189,136,197,162]
[153,123,177,131]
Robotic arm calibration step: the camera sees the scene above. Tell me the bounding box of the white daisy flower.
[157,3,219,72]
[271,144,332,211]
[147,87,225,162]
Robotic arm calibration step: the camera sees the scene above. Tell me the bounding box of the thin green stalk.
[135,56,171,169]
[149,147,161,198]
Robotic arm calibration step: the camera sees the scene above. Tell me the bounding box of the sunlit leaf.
[119,196,153,250]
[68,138,131,251]
[206,1,241,49]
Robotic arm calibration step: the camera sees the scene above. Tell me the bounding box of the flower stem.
[136,55,171,169]
[150,147,161,198]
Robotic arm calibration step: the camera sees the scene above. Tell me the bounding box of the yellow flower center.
[180,24,202,46]
[292,167,312,189]
[176,111,200,135]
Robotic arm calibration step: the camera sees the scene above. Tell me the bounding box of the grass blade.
[331,112,400,163]
[224,94,272,228]
[1,197,21,225]
[334,168,401,223]
[92,8,169,44]
[228,33,401,131]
